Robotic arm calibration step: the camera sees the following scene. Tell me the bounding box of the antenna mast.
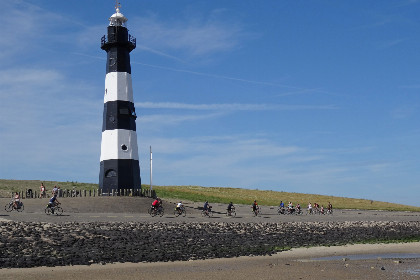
[150,146,153,191]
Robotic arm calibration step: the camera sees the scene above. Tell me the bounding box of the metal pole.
[150,145,153,191]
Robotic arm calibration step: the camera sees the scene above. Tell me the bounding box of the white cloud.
[0,1,65,60]
[136,102,338,111]
[130,12,244,57]
[139,112,226,126]
[0,67,102,182]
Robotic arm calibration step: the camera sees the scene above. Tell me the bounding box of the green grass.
[151,185,420,212]
[1,179,419,211]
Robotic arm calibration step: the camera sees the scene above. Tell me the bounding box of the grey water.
[313,253,420,261]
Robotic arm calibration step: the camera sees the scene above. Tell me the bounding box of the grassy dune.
[1,179,419,211]
[152,185,420,212]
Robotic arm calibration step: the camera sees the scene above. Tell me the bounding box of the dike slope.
[1,220,419,268]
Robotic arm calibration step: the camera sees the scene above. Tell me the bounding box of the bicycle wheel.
[208,210,213,217]
[45,207,51,215]
[182,209,186,217]
[16,203,24,212]
[231,210,236,217]
[55,207,63,215]
[201,211,206,217]
[159,208,164,217]
[174,209,180,217]
[5,203,13,212]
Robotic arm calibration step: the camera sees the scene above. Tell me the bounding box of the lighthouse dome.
[109,8,127,27]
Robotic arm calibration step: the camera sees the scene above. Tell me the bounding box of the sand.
[1,242,419,280]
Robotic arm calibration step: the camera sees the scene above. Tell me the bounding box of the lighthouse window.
[121,144,128,151]
[105,169,117,178]
[119,108,129,115]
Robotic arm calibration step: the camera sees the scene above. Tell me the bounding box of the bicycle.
[5,201,24,212]
[174,206,186,217]
[226,208,236,217]
[148,206,164,217]
[201,206,213,217]
[277,207,285,215]
[45,203,63,215]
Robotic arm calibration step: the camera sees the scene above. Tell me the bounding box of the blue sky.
[1,0,419,206]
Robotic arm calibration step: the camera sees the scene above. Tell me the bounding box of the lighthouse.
[99,5,141,194]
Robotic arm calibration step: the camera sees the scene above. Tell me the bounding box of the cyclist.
[175,201,184,214]
[296,203,301,214]
[13,192,21,209]
[227,202,235,215]
[252,200,259,215]
[287,201,294,214]
[307,202,312,214]
[327,202,333,214]
[151,197,160,213]
[203,201,212,214]
[47,195,59,214]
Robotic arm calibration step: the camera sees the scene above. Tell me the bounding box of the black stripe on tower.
[101,26,136,74]
[100,159,141,193]
[102,100,137,132]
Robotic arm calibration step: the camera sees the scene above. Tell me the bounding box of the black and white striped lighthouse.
[99,5,141,193]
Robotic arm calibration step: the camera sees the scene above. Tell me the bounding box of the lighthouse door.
[104,169,118,193]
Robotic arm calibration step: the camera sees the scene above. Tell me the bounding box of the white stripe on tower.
[99,5,141,193]
[104,72,133,103]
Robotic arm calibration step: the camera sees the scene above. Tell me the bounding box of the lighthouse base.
[99,159,141,194]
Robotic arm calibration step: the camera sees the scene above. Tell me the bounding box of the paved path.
[2,197,420,223]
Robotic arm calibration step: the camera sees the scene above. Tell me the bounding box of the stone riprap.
[1,221,419,268]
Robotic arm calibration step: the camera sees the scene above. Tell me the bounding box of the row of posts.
[13,188,156,199]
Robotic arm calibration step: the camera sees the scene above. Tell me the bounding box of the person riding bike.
[307,202,312,214]
[151,197,162,213]
[227,202,235,215]
[296,203,301,214]
[203,201,212,214]
[13,192,21,209]
[175,201,184,214]
[287,201,295,214]
[252,200,259,214]
[327,202,333,214]
[47,195,59,214]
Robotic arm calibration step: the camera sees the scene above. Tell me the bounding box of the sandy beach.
[1,242,419,280]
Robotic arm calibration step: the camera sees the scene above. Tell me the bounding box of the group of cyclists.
[278,201,304,215]
[306,202,333,215]
[5,184,62,214]
[150,198,333,217]
[277,201,333,215]
[149,198,237,217]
